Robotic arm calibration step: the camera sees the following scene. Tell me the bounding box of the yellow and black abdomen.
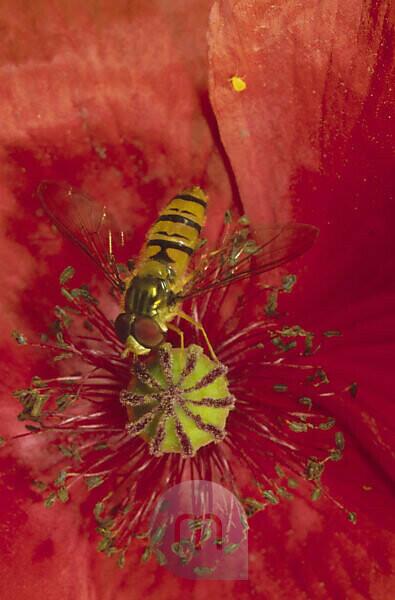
[144,187,208,279]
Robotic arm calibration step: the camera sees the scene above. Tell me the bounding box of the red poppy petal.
[208,1,393,224]
[208,0,395,467]
[0,455,101,599]
[208,0,395,596]
[0,2,228,597]
[2,1,394,598]
[0,0,236,347]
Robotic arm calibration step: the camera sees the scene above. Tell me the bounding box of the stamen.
[10,246,347,568]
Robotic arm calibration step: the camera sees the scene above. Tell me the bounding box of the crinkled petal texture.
[0,1,394,599]
[208,0,395,598]
[0,2,232,599]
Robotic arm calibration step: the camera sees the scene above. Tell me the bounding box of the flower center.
[152,385,183,416]
[120,344,235,457]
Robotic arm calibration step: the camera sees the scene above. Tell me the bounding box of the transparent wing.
[178,222,319,300]
[38,181,132,291]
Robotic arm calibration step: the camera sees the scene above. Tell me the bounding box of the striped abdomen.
[144,187,208,279]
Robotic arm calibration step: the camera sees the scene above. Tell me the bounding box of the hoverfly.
[38,181,318,359]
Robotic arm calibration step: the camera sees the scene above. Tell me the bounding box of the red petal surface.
[0,2,227,598]
[209,0,395,598]
[0,1,394,598]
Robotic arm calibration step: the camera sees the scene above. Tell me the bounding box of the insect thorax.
[124,274,171,318]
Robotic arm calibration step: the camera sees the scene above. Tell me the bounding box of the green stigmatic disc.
[121,344,235,457]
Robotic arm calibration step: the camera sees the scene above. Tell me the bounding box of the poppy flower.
[0,2,394,600]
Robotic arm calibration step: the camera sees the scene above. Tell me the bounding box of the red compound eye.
[114,313,132,343]
[132,317,164,349]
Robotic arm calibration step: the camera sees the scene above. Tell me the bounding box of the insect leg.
[177,310,218,362]
[167,322,185,351]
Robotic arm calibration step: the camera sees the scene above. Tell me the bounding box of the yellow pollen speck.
[230,75,247,92]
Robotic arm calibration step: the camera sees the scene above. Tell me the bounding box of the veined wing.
[178,222,319,301]
[38,181,132,291]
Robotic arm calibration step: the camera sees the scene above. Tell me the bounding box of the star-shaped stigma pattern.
[120,344,235,457]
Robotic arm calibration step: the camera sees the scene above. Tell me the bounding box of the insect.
[38,181,318,359]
